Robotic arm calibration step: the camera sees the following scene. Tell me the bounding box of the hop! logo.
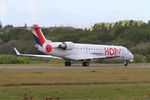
[104,48,121,56]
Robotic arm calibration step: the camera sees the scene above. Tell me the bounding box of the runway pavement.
[0,65,150,69]
[0,66,69,69]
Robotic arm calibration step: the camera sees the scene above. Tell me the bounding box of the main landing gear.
[65,61,71,66]
[64,60,90,67]
[82,61,90,67]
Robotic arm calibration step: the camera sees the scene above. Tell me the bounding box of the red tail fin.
[31,24,46,46]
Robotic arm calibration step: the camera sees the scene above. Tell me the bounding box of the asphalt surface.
[0,65,150,69]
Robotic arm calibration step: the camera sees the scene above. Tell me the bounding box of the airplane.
[14,24,134,67]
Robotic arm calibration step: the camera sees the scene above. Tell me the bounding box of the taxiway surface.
[0,65,150,69]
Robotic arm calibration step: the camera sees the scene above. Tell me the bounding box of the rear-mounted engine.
[58,42,74,50]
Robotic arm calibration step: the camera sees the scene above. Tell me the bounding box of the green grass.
[0,67,150,99]
[0,68,150,85]
[0,84,150,100]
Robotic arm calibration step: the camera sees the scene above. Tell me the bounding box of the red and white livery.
[14,24,134,66]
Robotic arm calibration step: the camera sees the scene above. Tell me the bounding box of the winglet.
[13,48,21,55]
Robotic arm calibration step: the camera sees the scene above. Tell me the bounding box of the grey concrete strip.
[0,65,150,69]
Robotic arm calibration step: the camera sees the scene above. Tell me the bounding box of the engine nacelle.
[58,42,74,50]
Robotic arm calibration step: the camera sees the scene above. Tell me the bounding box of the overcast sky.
[0,0,150,27]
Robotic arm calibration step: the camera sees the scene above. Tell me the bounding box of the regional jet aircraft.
[14,24,134,66]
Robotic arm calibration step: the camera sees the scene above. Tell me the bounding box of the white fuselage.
[37,42,134,62]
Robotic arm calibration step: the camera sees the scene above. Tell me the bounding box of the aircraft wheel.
[124,61,128,66]
[82,61,89,67]
[65,61,71,66]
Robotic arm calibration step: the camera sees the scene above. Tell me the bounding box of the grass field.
[1,84,150,100]
[1,68,150,85]
[0,65,150,99]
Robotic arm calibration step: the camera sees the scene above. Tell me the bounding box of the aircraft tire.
[124,61,128,66]
[82,61,89,67]
[65,61,71,66]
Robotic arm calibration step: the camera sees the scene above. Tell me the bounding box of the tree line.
[0,20,150,63]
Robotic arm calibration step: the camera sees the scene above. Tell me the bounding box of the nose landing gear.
[124,61,128,66]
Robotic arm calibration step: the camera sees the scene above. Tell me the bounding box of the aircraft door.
[121,48,125,58]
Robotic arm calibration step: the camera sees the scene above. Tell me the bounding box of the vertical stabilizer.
[31,24,47,46]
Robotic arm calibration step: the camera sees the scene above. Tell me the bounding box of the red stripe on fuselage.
[33,24,45,46]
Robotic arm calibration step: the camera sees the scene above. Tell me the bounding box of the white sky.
[0,0,150,27]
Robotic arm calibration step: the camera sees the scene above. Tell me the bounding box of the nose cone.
[129,52,134,62]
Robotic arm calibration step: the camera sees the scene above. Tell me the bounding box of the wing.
[65,53,120,60]
[13,48,62,59]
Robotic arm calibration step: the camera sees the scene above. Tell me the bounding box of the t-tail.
[30,24,50,47]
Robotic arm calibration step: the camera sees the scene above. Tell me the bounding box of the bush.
[17,57,29,64]
[146,55,150,63]
[0,55,29,64]
[134,54,147,63]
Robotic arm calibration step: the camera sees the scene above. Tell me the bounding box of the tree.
[0,21,2,29]
[3,25,13,29]
[148,20,150,25]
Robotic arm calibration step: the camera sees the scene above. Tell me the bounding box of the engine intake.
[58,42,74,50]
